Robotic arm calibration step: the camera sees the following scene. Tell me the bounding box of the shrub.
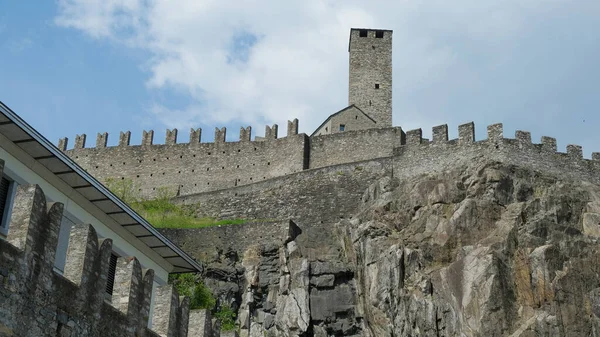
[214,305,237,331]
[169,273,215,310]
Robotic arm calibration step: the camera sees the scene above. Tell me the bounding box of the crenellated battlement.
[398,122,598,160]
[59,120,300,151]
[56,120,308,198]
[56,119,600,199]
[0,176,218,336]
[394,122,600,183]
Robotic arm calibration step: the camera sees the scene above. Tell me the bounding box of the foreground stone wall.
[0,174,216,336]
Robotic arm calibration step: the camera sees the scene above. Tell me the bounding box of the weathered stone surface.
[310,274,335,288]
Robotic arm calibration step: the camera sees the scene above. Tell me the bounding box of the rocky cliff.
[166,158,600,336]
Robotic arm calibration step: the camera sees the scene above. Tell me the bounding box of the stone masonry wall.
[312,106,376,136]
[174,157,392,226]
[394,123,600,184]
[0,172,217,337]
[62,127,308,198]
[309,126,404,169]
[348,28,393,127]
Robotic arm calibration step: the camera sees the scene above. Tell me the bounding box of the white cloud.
[55,0,600,139]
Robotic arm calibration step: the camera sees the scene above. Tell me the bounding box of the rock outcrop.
[167,159,600,336]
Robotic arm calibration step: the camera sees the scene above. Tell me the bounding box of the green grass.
[143,212,247,229]
[105,178,247,229]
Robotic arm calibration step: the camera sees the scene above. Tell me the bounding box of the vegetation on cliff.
[104,178,245,228]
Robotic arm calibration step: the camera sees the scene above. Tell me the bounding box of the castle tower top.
[348,28,393,128]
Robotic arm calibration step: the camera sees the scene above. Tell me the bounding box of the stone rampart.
[60,124,308,198]
[394,122,600,184]
[59,119,600,201]
[174,157,392,226]
[309,126,404,169]
[0,174,217,336]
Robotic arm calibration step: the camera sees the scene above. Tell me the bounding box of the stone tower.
[348,28,393,127]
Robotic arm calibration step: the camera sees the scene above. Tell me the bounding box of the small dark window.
[0,177,12,228]
[375,83,380,89]
[375,31,384,38]
[359,30,368,37]
[325,127,328,132]
[106,253,118,295]
[355,115,358,119]
[340,124,346,132]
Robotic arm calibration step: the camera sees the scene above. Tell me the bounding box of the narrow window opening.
[359,30,368,37]
[340,124,346,132]
[375,31,384,38]
[375,83,380,89]
[0,176,13,230]
[325,127,328,132]
[105,253,118,296]
[355,116,358,120]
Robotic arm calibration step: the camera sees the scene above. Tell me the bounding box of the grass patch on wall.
[105,178,246,229]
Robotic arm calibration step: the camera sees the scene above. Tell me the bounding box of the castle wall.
[0,180,215,337]
[174,158,392,226]
[64,130,308,198]
[309,127,405,169]
[393,123,600,185]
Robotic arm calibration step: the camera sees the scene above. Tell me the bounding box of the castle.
[58,28,403,198]
[3,27,600,337]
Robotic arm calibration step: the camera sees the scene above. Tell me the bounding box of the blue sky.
[1,1,599,155]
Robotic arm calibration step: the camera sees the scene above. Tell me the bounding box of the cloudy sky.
[1,1,599,155]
